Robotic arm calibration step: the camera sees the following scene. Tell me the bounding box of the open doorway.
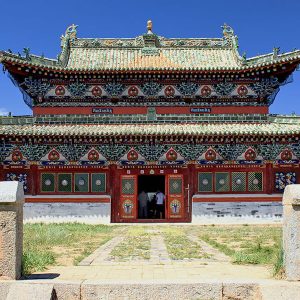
[137,175,165,219]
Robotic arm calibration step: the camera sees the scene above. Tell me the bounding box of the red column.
[30,164,38,196]
[266,162,273,194]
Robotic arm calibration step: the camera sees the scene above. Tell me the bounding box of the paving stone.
[81,282,222,300]
[6,283,54,300]
[150,235,171,264]
[80,236,126,266]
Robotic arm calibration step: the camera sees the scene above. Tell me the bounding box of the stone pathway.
[79,236,126,266]
[150,235,171,264]
[36,228,273,282]
[188,234,231,262]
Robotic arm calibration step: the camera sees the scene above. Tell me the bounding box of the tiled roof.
[1,24,300,72]
[1,122,300,137]
[66,48,240,71]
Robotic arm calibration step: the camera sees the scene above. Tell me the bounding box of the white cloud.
[0,108,9,116]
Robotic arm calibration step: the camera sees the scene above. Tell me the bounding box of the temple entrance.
[117,172,189,223]
[137,175,165,219]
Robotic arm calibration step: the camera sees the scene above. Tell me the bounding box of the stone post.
[0,181,24,280]
[283,184,300,281]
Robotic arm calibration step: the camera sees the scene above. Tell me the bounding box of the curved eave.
[1,51,300,75]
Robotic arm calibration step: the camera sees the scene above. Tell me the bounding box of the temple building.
[1,21,300,223]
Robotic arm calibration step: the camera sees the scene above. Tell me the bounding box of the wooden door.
[166,174,184,219]
[119,174,137,220]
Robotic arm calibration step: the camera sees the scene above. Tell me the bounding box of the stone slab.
[6,283,54,300]
[0,181,24,280]
[283,184,300,206]
[81,282,223,300]
[0,181,24,204]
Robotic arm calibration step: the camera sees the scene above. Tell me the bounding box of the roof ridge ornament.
[147,20,153,34]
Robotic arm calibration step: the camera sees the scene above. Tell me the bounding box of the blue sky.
[1,0,300,116]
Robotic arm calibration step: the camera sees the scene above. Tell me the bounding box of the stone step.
[6,283,54,300]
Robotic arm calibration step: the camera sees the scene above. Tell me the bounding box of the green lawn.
[23,223,116,275]
[23,223,284,277]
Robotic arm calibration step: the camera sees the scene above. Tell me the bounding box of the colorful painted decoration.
[237,85,248,96]
[200,85,212,97]
[88,149,100,161]
[275,172,296,192]
[123,199,133,214]
[68,82,88,96]
[164,85,175,97]
[6,173,28,192]
[128,86,139,97]
[48,149,60,161]
[55,85,65,96]
[280,149,293,161]
[170,199,181,214]
[11,149,23,162]
[245,148,257,160]
[127,149,139,161]
[205,148,217,161]
[166,149,178,161]
[91,86,102,97]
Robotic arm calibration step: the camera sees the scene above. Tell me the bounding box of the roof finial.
[147,20,153,34]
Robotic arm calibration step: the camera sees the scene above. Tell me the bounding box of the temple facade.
[1,22,300,223]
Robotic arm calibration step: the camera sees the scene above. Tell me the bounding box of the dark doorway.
[137,175,165,219]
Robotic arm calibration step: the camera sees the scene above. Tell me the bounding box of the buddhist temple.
[1,22,300,223]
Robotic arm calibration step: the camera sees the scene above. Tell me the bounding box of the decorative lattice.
[74,173,89,192]
[232,172,246,192]
[169,178,182,195]
[57,173,72,192]
[91,173,106,192]
[198,173,213,192]
[248,172,263,192]
[215,172,230,192]
[41,173,55,192]
[121,178,135,195]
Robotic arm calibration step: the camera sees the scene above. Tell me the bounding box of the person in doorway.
[138,190,149,218]
[155,190,165,219]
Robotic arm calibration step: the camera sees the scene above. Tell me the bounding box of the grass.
[110,226,151,261]
[195,224,283,276]
[23,223,116,275]
[163,227,210,260]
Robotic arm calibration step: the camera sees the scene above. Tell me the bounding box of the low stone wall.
[192,202,282,224]
[24,203,111,224]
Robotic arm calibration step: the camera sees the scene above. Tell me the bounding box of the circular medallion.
[61,179,68,186]
[12,150,23,162]
[48,149,60,161]
[236,179,242,185]
[55,85,65,96]
[281,149,292,161]
[95,179,102,186]
[128,86,139,97]
[205,149,217,161]
[201,86,212,97]
[245,148,256,161]
[78,179,85,186]
[91,86,102,97]
[219,179,225,185]
[253,178,259,185]
[88,149,99,161]
[237,85,248,97]
[166,149,178,161]
[127,149,138,161]
[45,179,52,186]
[164,85,175,97]
[202,179,209,185]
